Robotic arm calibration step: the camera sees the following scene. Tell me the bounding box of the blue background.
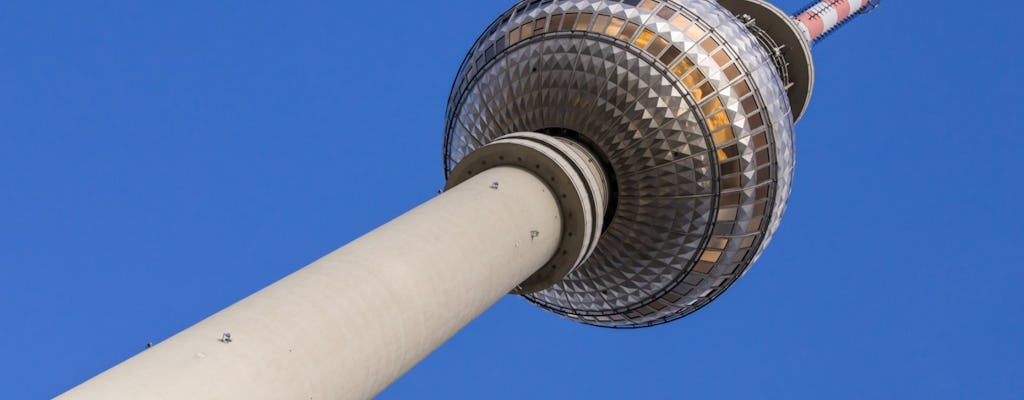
[2,1,1021,398]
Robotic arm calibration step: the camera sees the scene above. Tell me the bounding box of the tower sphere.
[444,0,798,327]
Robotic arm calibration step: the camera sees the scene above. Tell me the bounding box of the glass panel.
[550,14,563,32]
[659,46,681,65]
[686,23,705,40]
[591,15,611,33]
[730,250,749,263]
[754,202,768,217]
[535,17,547,34]
[656,6,676,20]
[721,191,741,206]
[619,21,640,41]
[575,13,593,31]
[751,132,767,148]
[695,82,714,101]
[700,37,720,53]
[712,50,730,66]
[723,64,741,80]
[756,185,770,201]
[682,69,704,89]
[671,57,695,77]
[561,13,578,31]
[701,97,724,115]
[670,14,692,30]
[605,17,625,37]
[748,113,764,130]
[509,28,521,45]
[721,173,741,189]
[720,159,741,175]
[746,217,763,233]
[712,125,735,145]
[732,80,751,97]
[634,28,656,48]
[717,207,737,222]
[717,144,739,161]
[700,250,721,263]
[741,96,758,113]
[521,23,534,40]
[756,148,770,167]
[648,36,669,54]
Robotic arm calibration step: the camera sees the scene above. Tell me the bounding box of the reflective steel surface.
[444,0,797,327]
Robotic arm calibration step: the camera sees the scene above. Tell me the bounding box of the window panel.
[550,14,563,32]
[656,6,676,20]
[591,15,611,33]
[717,207,738,222]
[733,80,752,97]
[648,36,669,54]
[700,250,721,263]
[746,217,763,233]
[721,173,742,189]
[751,132,768,148]
[712,125,735,145]
[748,113,764,130]
[659,45,681,64]
[694,82,714,101]
[682,69,705,89]
[535,17,547,33]
[521,24,534,40]
[717,144,739,161]
[634,28,656,48]
[575,13,593,31]
[670,14,692,30]
[712,50,730,66]
[741,96,758,114]
[701,97,724,115]
[723,64,741,80]
[671,57,695,77]
[605,17,625,37]
[619,21,640,41]
[756,148,770,166]
[700,37,720,53]
[756,185,770,201]
[686,23,705,40]
[721,191,741,206]
[561,13,578,30]
[720,159,741,175]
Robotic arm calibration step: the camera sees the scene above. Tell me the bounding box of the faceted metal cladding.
[444,0,796,327]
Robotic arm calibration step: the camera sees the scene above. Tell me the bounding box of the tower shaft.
[59,166,564,400]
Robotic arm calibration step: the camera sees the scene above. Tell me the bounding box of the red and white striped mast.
[795,0,879,43]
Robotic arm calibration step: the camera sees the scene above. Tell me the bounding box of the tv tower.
[58,0,878,398]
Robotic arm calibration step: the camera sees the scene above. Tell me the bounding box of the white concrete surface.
[57,166,562,400]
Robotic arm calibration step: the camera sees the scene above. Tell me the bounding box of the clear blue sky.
[1,1,1021,398]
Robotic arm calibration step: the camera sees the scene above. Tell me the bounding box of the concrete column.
[58,133,609,400]
[58,166,563,400]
